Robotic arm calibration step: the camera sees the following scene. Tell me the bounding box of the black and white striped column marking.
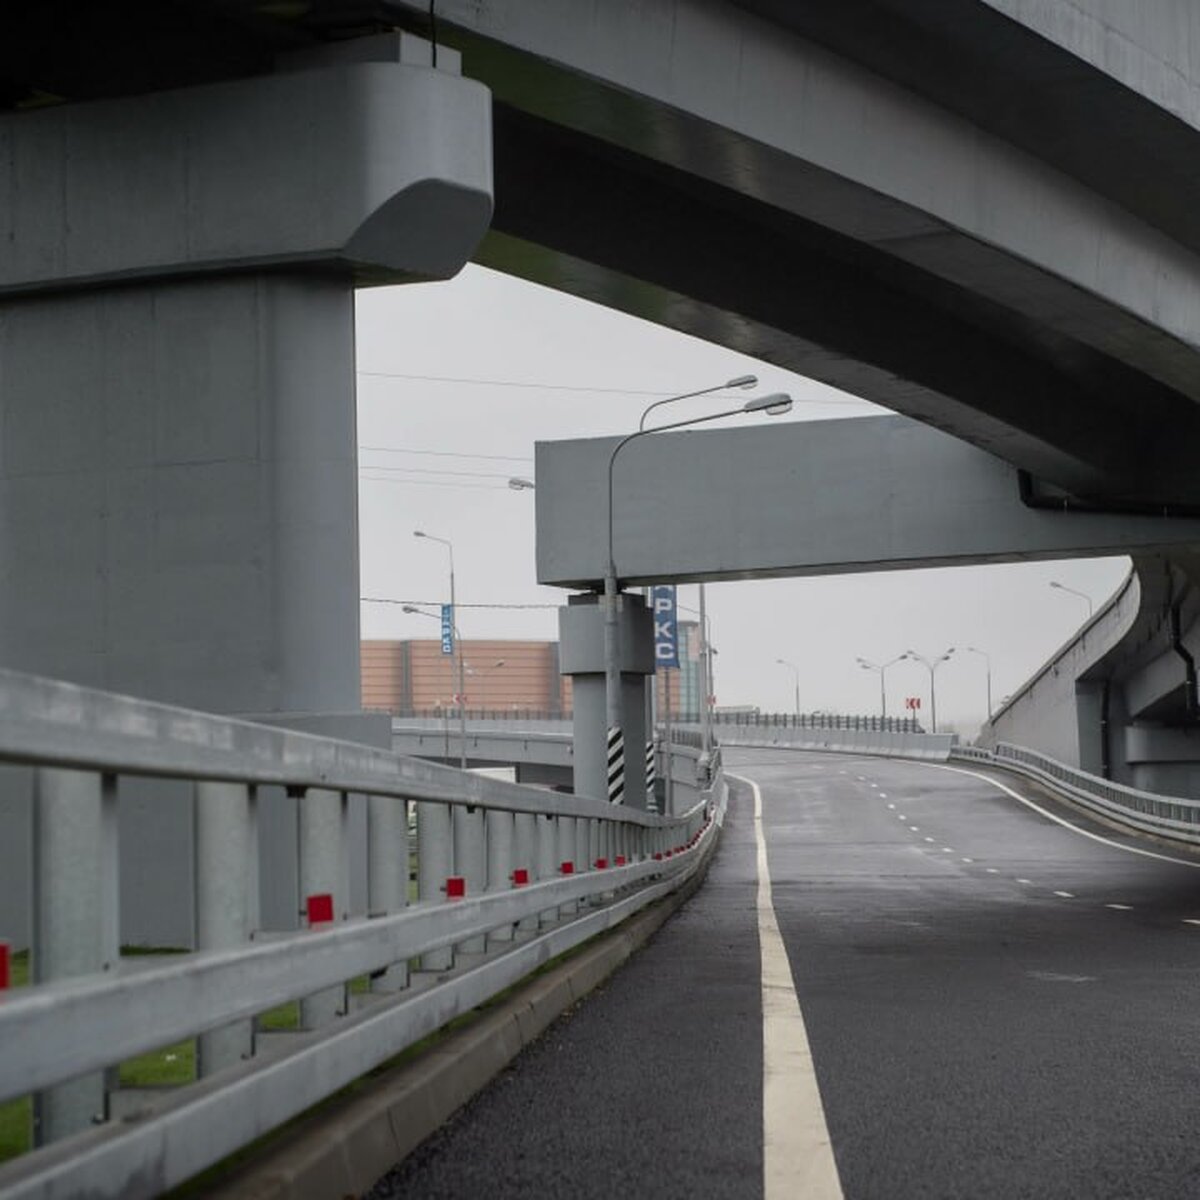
[645,741,657,811]
[607,726,625,804]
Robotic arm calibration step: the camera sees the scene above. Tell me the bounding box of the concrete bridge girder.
[398,0,1200,504]
[535,416,1200,591]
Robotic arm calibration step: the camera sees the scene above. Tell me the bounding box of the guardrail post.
[417,800,454,971]
[577,817,591,902]
[455,805,487,955]
[537,814,559,927]
[194,781,259,1075]
[557,816,577,916]
[32,768,119,1145]
[513,812,538,933]
[298,788,348,1029]
[368,794,409,992]
[486,809,515,946]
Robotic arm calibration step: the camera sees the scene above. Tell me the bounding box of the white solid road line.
[930,763,1200,870]
[729,772,844,1200]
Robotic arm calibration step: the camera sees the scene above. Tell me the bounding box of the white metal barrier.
[950,741,1200,844]
[0,668,720,1198]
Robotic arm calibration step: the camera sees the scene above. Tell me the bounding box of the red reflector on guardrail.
[0,942,8,990]
[306,893,334,925]
[560,861,574,875]
[512,868,529,886]
[595,857,608,869]
[445,876,466,899]
[615,855,626,866]
[654,852,663,861]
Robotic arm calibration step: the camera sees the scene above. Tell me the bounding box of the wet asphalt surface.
[369,750,1200,1199]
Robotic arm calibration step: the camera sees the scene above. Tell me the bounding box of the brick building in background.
[362,639,571,715]
[363,620,705,719]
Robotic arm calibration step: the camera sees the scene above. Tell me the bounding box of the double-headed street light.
[902,648,955,733]
[856,654,906,719]
[637,375,757,431]
[411,531,467,771]
[776,658,801,719]
[1049,580,1095,619]
[605,390,793,795]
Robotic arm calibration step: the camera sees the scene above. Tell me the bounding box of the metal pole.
[929,664,937,734]
[664,670,674,817]
[698,583,711,757]
[879,672,886,720]
[450,556,467,772]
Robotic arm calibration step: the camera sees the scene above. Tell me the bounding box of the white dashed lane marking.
[1106,904,1133,911]
[1054,891,1075,899]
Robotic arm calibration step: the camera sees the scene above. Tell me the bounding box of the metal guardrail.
[0,668,721,1198]
[950,741,1200,844]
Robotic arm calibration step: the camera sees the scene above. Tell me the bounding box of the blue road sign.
[651,585,678,668]
[441,604,454,655]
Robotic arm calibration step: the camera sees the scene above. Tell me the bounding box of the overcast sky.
[356,264,1127,733]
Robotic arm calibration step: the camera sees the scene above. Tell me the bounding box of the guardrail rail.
[0,668,724,1199]
[950,741,1200,844]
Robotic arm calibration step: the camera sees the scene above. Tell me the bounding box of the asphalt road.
[369,750,1200,1199]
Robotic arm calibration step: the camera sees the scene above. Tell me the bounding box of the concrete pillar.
[0,41,491,716]
[0,44,491,955]
[559,593,655,805]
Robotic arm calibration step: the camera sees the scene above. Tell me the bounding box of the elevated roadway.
[373,747,1200,1199]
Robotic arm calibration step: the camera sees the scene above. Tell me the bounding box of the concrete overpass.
[7,3,1200,1192]
[3,0,1200,723]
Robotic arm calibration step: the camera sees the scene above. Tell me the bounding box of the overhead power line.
[359,445,533,463]
[362,597,561,609]
[357,369,872,406]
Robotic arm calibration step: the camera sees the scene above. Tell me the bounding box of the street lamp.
[902,648,955,733]
[679,594,717,752]
[1049,580,1094,618]
[637,375,757,431]
[605,392,793,795]
[412,531,467,771]
[776,658,801,719]
[959,645,993,720]
[468,658,506,711]
[856,654,906,719]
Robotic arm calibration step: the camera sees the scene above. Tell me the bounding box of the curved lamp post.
[1049,580,1094,618]
[637,375,757,431]
[605,392,793,788]
[856,654,906,719]
[902,648,955,733]
[410,532,467,771]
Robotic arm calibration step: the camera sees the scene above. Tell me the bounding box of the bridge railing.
[0,668,718,1199]
[950,741,1200,844]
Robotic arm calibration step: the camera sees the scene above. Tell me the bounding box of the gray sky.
[356,265,1127,732]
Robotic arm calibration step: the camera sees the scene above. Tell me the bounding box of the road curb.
[199,859,713,1200]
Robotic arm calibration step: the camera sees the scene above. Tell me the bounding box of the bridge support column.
[0,45,491,954]
[559,593,654,805]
